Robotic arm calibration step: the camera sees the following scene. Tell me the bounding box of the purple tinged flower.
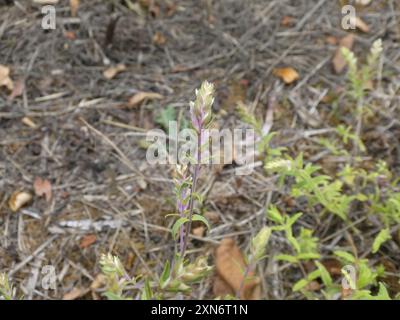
[189,81,215,133]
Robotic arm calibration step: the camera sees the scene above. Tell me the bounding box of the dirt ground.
[0,0,399,299]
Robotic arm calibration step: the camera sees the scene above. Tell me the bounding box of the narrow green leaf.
[104,292,125,300]
[293,279,308,292]
[372,228,391,254]
[275,254,298,263]
[375,282,391,300]
[334,250,356,263]
[267,206,284,224]
[296,253,321,260]
[141,278,153,300]
[315,261,332,287]
[155,105,176,132]
[171,217,189,240]
[159,260,171,288]
[192,214,210,230]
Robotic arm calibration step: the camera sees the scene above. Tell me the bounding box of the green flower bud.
[181,256,213,283]
[190,81,215,131]
[100,253,125,277]
[251,227,271,261]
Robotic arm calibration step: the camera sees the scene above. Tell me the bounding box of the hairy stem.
[354,96,364,156]
[236,263,253,299]
[180,131,202,257]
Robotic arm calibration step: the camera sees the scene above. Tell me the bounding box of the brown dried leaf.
[70,0,80,17]
[215,238,260,300]
[364,79,374,91]
[166,2,177,16]
[192,226,206,237]
[321,259,342,276]
[21,117,38,129]
[63,287,83,300]
[332,34,355,74]
[80,234,97,248]
[354,16,369,33]
[103,64,126,80]
[153,32,167,46]
[341,287,353,299]
[8,78,24,100]
[64,31,76,40]
[326,36,338,45]
[33,177,52,202]
[204,211,220,224]
[0,65,14,91]
[90,274,106,290]
[356,0,372,5]
[222,80,248,111]
[127,91,163,108]
[213,275,235,298]
[33,0,59,4]
[9,191,32,212]
[273,67,299,84]
[281,16,294,27]
[305,281,321,291]
[139,0,160,17]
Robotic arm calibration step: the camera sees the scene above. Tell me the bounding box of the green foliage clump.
[0,273,17,300]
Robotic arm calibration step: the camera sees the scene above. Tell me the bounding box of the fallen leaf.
[204,211,220,224]
[137,178,147,190]
[379,258,400,292]
[153,32,167,46]
[166,2,177,16]
[364,79,374,91]
[0,65,14,91]
[332,34,355,74]
[170,64,193,73]
[341,287,353,299]
[192,226,206,237]
[353,16,369,33]
[8,78,24,100]
[321,259,343,276]
[215,238,260,300]
[326,36,338,45]
[9,191,32,212]
[305,281,321,291]
[33,177,52,202]
[273,67,299,84]
[80,234,97,248]
[356,0,372,6]
[103,64,126,80]
[281,16,294,27]
[33,0,59,4]
[221,80,248,111]
[138,0,160,17]
[127,91,163,108]
[213,275,235,298]
[63,287,84,300]
[70,0,80,17]
[90,274,106,290]
[21,117,38,129]
[64,31,76,40]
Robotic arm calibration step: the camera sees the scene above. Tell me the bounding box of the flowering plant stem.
[174,81,214,259]
[236,263,253,299]
[180,134,202,257]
